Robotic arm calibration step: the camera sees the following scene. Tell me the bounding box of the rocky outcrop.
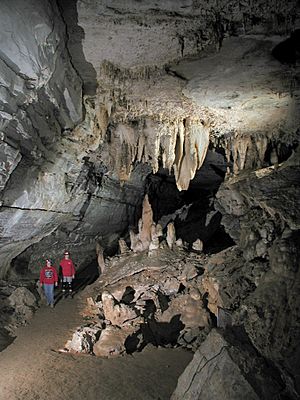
[78,0,297,74]
[0,281,38,334]
[75,0,299,192]
[0,0,150,278]
[203,150,300,394]
[65,246,211,357]
[171,329,289,400]
[0,0,80,276]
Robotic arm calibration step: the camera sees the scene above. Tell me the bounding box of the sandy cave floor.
[0,288,192,400]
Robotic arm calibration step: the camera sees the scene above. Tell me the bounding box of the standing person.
[40,259,58,308]
[59,250,76,297]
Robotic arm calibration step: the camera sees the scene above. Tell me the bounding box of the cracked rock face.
[0,0,150,276]
[171,329,288,400]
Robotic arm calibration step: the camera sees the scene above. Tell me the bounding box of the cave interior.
[0,0,299,399]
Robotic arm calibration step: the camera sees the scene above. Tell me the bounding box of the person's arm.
[53,267,58,286]
[39,269,44,286]
[71,261,75,278]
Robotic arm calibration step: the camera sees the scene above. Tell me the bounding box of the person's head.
[46,259,52,267]
[64,251,70,259]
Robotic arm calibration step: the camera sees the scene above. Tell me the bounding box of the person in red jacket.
[59,250,76,297]
[40,259,58,308]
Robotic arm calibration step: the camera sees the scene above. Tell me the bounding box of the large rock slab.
[172,329,288,400]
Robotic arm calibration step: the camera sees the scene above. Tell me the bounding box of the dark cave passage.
[54,259,99,303]
[146,148,234,254]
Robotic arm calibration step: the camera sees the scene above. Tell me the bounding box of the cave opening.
[146,148,235,254]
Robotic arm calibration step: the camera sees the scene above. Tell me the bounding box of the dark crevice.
[165,66,188,81]
[0,204,72,215]
[121,286,135,305]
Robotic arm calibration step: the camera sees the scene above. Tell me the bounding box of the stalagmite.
[148,223,163,256]
[138,194,153,248]
[130,194,155,253]
[96,242,106,274]
[118,238,129,254]
[167,222,176,249]
[129,229,140,252]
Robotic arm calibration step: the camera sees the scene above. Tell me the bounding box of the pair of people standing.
[39,251,76,308]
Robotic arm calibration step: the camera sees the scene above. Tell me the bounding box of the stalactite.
[175,121,210,191]
[104,116,210,191]
[255,137,268,167]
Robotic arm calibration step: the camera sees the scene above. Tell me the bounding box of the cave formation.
[0,0,299,399]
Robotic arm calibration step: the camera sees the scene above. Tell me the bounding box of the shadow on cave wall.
[272,29,300,65]
[57,0,98,96]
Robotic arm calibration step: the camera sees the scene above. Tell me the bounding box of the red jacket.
[40,266,58,285]
[60,259,75,277]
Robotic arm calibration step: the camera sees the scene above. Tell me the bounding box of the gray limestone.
[171,329,286,400]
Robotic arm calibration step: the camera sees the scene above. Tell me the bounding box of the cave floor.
[0,290,192,400]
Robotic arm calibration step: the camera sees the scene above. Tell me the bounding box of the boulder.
[93,325,136,357]
[172,329,287,400]
[4,287,38,332]
[65,325,102,354]
[102,291,138,326]
[8,287,37,308]
[160,277,181,296]
[157,294,210,330]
